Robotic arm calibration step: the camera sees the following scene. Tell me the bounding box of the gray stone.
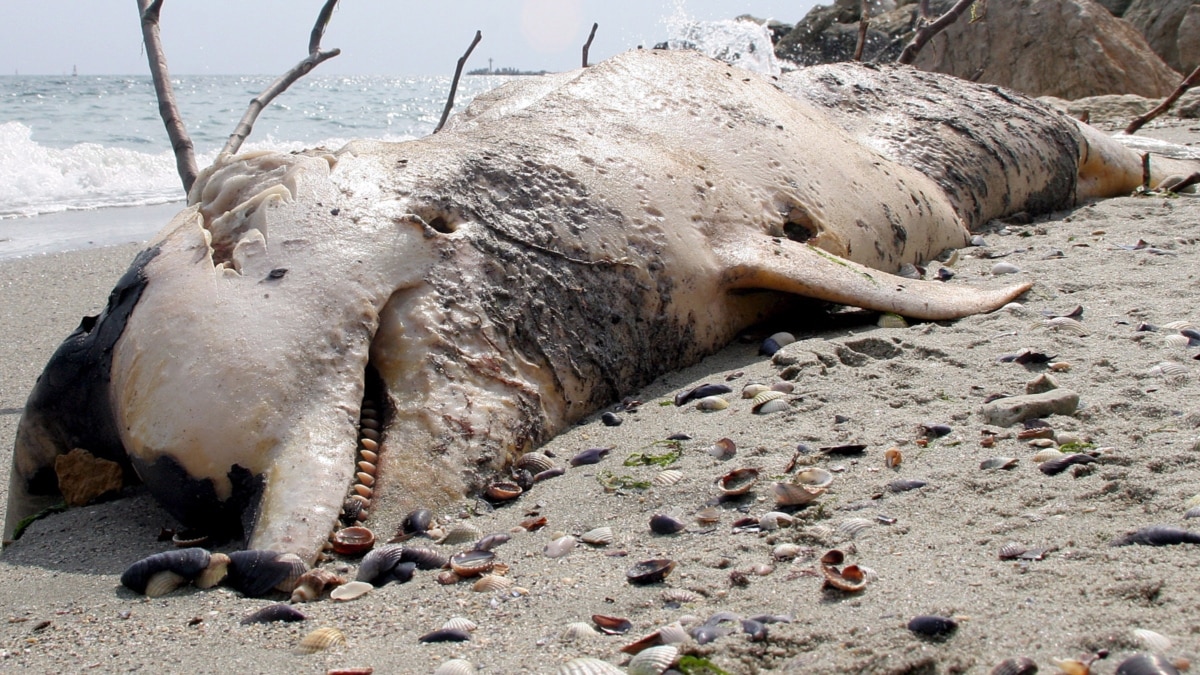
[1025,374,1060,395]
[980,390,1080,427]
[1124,0,1200,74]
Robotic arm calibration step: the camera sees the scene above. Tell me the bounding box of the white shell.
[759,511,795,530]
[755,398,790,414]
[560,621,598,641]
[657,621,690,644]
[661,588,699,605]
[992,262,1021,275]
[795,467,834,488]
[433,659,478,675]
[295,626,346,654]
[439,523,482,545]
[652,469,684,487]
[472,574,514,592]
[1164,333,1191,348]
[1042,316,1087,335]
[772,543,803,560]
[1002,302,1029,316]
[838,518,874,538]
[544,535,578,558]
[329,580,373,601]
[442,617,478,632]
[1132,627,1172,652]
[694,395,729,411]
[751,389,786,407]
[1148,361,1191,383]
[741,383,770,399]
[627,645,679,675]
[767,332,796,347]
[581,526,615,546]
[1031,448,1064,463]
[556,657,625,675]
[1161,320,1194,330]
[144,570,188,598]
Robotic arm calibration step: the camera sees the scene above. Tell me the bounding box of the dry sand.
[1,128,1199,674]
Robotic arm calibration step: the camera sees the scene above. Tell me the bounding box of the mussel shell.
[716,467,759,495]
[226,550,306,597]
[1110,525,1200,547]
[907,615,958,638]
[673,383,733,406]
[887,478,928,493]
[601,411,623,427]
[240,603,308,624]
[331,526,376,555]
[1115,654,1180,675]
[418,628,472,643]
[1038,453,1098,476]
[649,514,687,535]
[626,559,676,585]
[569,447,611,466]
[449,549,496,577]
[120,547,212,595]
[990,657,1038,675]
[401,508,434,535]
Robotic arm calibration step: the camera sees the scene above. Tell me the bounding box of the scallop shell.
[716,467,759,496]
[296,627,347,654]
[773,482,825,506]
[580,527,614,546]
[439,523,483,546]
[627,645,679,675]
[556,658,625,675]
[1164,334,1191,348]
[1161,320,1194,330]
[694,395,729,411]
[329,580,373,601]
[998,542,1028,560]
[515,452,556,474]
[755,399,790,414]
[1149,361,1191,383]
[144,570,188,598]
[544,535,578,558]
[878,312,908,328]
[560,621,599,641]
[742,383,771,399]
[472,574,514,593]
[661,588,698,605]
[795,467,834,488]
[837,518,873,538]
[657,622,690,644]
[1043,316,1087,335]
[442,617,478,633]
[652,469,684,487]
[1030,448,1064,463]
[1132,628,1172,652]
[751,389,786,412]
[433,659,477,675]
[989,657,1038,675]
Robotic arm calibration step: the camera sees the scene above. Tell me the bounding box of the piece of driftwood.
[137,0,198,192]
[583,23,599,68]
[854,2,870,62]
[897,0,977,66]
[1125,65,1200,135]
[434,30,482,134]
[222,0,341,156]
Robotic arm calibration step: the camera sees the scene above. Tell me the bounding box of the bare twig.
[1125,65,1200,135]
[137,0,198,193]
[1141,153,1151,191]
[919,0,931,19]
[434,30,482,134]
[854,1,870,62]
[582,23,599,68]
[897,0,976,66]
[222,0,342,156]
[1166,172,1200,193]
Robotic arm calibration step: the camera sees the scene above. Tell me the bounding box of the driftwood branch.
[1125,65,1200,135]
[222,0,342,156]
[582,23,599,68]
[137,0,198,193]
[897,0,976,65]
[434,30,482,134]
[854,2,870,62]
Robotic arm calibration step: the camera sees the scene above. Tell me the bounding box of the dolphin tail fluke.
[718,238,1030,321]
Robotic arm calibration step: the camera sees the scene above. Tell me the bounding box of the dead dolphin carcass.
[5,49,1194,566]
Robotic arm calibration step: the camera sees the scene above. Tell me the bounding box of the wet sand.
[1,133,1198,673]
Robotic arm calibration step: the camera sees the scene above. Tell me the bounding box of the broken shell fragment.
[707,437,737,460]
[291,568,344,603]
[570,447,611,466]
[329,580,373,601]
[626,559,676,585]
[652,469,684,487]
[716,467,759,496]
[773,482,825,506]
[544,535,578,558]
[296,626,346,655]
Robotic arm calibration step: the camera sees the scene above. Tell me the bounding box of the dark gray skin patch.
[14,246,161,498]
[129,454,263,542]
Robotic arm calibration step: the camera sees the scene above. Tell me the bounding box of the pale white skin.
[10,50,1194,564]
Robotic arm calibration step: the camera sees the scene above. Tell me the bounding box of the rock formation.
[1123,0,1200,74]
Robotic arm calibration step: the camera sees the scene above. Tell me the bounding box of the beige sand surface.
[1,134,1199,674]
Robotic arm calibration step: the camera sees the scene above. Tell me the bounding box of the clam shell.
[357,544,406,585]
[755,399,790,414]
[772,543,803,560]
[751,389,786,412]
[626,559,676,585]
[400,546,448,570]
[989,657,1038,675]
[884,448,903,469]
[821,562,867,592]
[592,614,633,635]
[433,659,477,675]
[707,437,737,460]
[837,518,873,538]
[225,550,306,597]
[878,312,908,328]
[1161,320,1194,330]
[329,580,373,601]
[627,645,679,675]
[674,383,733,406]
[998,542,1028,560]
[569,447,611,466]
[486,481,523,502]
[716,467,759,496]
[472,574,514,593]
[1030,448,1063,463]
[1043,316,1087,335]
[742,383,770,399]
[759,511,795,530]
[581,527,614,546]
[980,457,1019,470]
[144,570,188,598]
[296,626,346,654]
[439,523,483,546]
[515,452,556,474]
[1131,628,1172,653]
[773,482,825,506]
[331,526,375,556]
[992,262,1021,275]
[1115,654,1181,675]
[796,467,834,488]
[1164,333,1191,348]
[657,622,690,644]
[290,568,344,603]
[556,658,625,675]
[652,469,684,487]
[1110,525,1200,546]
[886,478,927,493]
[1149,361,1191,383]
[694,395,729,411]
[449,549,496,577]
[401,508,434,535]
[442,617,478,633]
[240,603,307,624]
[1186,506,1200,520]
[544,535,578,558]
[561,621,599,641]
[418,628,472,643]
[120,547,212,595]
[1038,453,1097,476]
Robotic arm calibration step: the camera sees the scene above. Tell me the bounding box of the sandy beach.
[1,122,1199,674]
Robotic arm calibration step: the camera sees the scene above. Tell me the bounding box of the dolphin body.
[5,50,1190,565]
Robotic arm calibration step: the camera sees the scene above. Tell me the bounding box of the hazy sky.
[1,1,819,76]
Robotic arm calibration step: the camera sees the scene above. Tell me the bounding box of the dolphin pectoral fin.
[718,239,1031,321]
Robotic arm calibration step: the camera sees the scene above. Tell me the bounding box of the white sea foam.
[664,12,781,76]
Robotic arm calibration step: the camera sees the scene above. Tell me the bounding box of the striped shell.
[1132,627,1172,652]
[557,658,625,675]
[1161,320,1194,330]
[661,588,699,605]
[1148,361,1191,383]
[759,511,795,530]
[751,389,786,411]
[439,523,483,546]
[742,383,771,399]
[653,469,684,487]
[1164,333,1191,348]
[990,657,1038,675]
[1043,317,1087,335]
[433,659,477,675]
[296,627,346,654]
[878,313,908,328]
[1031,448,1064,463]
[627,645,679,675]
[998,542,1028,560]
[561,621,598,641]
[442,617,478,633]
[472,574,514,593]
[773,482,824,506]
[581,527,614,546]
[515,452,556,474]
[329,580,373,601]
[838,518,873,538]
[694,395,729,411]
[657,622,690,644]
[1187,493,1200,510]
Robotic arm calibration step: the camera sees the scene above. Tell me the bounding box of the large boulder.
[777,0,1182,99]
[1095,0,1134,15]
[1124,0,1200,74]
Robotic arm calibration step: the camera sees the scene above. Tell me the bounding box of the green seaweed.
[597,470,651,491]
[624,440,683,467]
[11,502,68,540]
[678,655,731,675]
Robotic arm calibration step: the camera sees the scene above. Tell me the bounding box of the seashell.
[694,506,722,524]
[534,467,567,482]
[561,621,599,641]
[771,381,795,393]
[569,447,611,466]
[592,614,633,635]
[1131,628,1172,653]
[352,484,373,499]
[742,383,770,399]
[795,467,834,488]
[907,615,958,638]
[359,416,380,430]
[772,543,803,560]
[357,460,377,476]
[1052,659,1092,675]
[544,535,578,558]
[144,570,188,598]
[1038,453,1097,476]
[1002,301,1027,315]
[822,562,867,592]
[694,395,730,411]
[766,331,796,350]
[359,437,379,453]
[472,574,514,592]
[884,448,903,469]
[627,645,679,675]
[751,389,786,409]
[516,452,556,474]
[1149,361,1191,383]
[331,526,375,556]
[992,262,1021,275]
[997,542,1028,560]
[433,659,477,675]
[439,523,483,546]
[652,469,684,487]
[556,657,625,675]
[989,657,1038,675]
[661,588,699,606]
[290,568,344,603]
[773,482,825,506]
[759,511,795,530]
[649,514,686,535]
[1043,316,1087,335]
[355,472,375,488]
[756,398,790,414]
[170,529,210,548]
[358,447,379,464]
[837,518,873,538]
[418,628,472,643]
[1186,506,1200,520]
[1162,320,1194,330]
[626,558,676,585]
[486,481,523,502]
[1164,334,1191,348]
[1115,654,1181,675]
[878,312,908,329]
[1030,448,1063,463]
[581,527,614,546]
[296,627,346,655]
[886,478,927,493]
[329,580,373,601]
[601,411,623,426]
[222,550,304,597]
[120,547,213,596]
[442,617,478,633]
[1110,525,1200,547]
[980,457,1019,470]
[707,437,737,460]
[716,467,759,496]
[240,603,307,624]
[356,544,405,584]
[401,508,434,536]
[359,427,380,442]
[449,549,496,577]
[674,383,733,406]
[657,622,690,644]
[473,533,511,552]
